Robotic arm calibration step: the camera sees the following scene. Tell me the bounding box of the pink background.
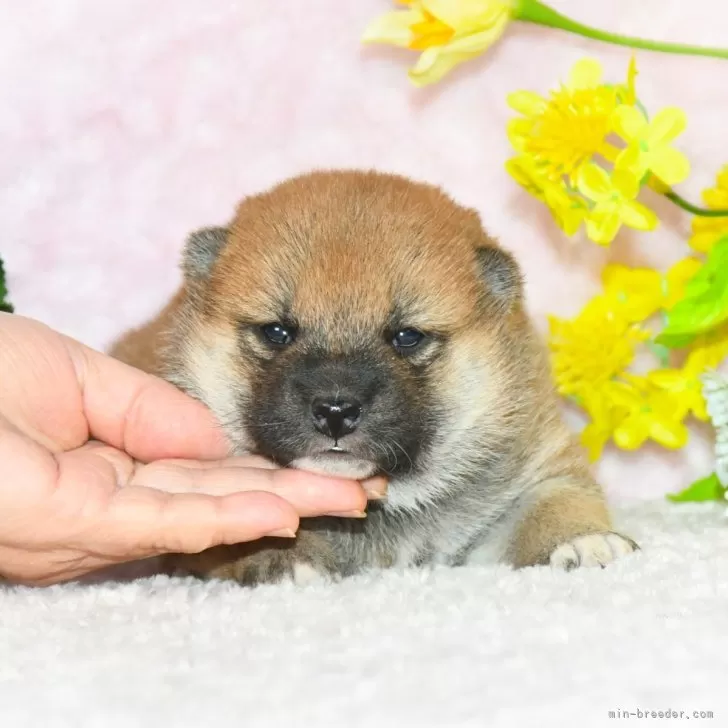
[3,0,727,502]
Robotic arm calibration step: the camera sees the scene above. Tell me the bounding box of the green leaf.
[666,472,726,503]
[656,235,728,349]
[0,256,13,314]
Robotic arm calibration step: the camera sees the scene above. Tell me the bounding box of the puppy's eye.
[260,322,297,346]
[392,328,426,351]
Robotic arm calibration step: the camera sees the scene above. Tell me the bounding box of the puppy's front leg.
[506,482,638,570]
[164,529,340,587]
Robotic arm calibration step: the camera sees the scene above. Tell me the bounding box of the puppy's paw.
[291,562,336,586]
[165,531,339,587]
[549,532,638,571]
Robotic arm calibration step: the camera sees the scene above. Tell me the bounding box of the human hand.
[0,314,382,586]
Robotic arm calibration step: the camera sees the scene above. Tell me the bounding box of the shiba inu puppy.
[110,170,637,585]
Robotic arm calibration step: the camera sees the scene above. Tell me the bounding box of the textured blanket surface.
[2,502,728,728]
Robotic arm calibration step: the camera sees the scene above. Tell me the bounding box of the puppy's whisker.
[390,439,413,471]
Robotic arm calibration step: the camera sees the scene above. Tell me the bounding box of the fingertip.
[276,468,369,510]
[362,475,389,500]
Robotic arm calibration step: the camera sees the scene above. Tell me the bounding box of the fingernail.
[363,477,388,500]
[327,510,367,518]
[267,528,297,538]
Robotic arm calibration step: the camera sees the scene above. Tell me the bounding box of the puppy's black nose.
[311,399,362,440]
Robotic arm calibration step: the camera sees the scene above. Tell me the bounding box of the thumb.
[70,337,231,462]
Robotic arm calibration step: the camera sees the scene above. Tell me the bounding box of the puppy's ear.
[475,245,523,312]
[464,209,523,312]
[182,227,228,280]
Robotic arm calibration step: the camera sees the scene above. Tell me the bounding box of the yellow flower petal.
[613,382,692,450]
[506,155,587,236]
[507,91,545,116]
[649,418,689,449]
[603,265,661,296]
[567,58,603,90]
[602,264,663,321]
[649,147,690,186]
[506,118,534,151]
[614,417,650,450]
[647,369,707,421]
[586,210,621,245]
[549,198,587,236]
[687,164,728,252]
[623,55,638,104]
[685,324,728,376]
[408,22,506,85]
[648,370,683,388]
[613,145,643,179]
[409,16,455,50]
[612,105,646,141]
[362,9,424,46]
[577,164,611,200]
[665,257,702,308]
[611,168,641,199]
[423,0,508,28]
[619,199,659,231]
[715,165,728,188]
[505,155,545,200]
[689,216,728,254]
[703,188,728,209]
[644,107,687,147]
[581,424,608,461]
[409,47,454,85]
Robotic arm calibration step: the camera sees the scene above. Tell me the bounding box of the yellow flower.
[579,376,689,459]
[647,368,707,421]
[504,58,649,245]
[577,164,658,245]
[507,58,624,183]
[549,296,649,400]
[601,264,663,322]
[691,217,728,254]
[684,324,728,376]
[612,106,690,186]
[505,155,588,235]
[548,289,700,458]
[642,326,728,424]
[664,257,703,309]
[689,165,728,253]
[362,0,511,86]
[599,257,702,323]
[611,378,689,451]
[703,166,728,207]
[621,55,638,106]
[580,387,630,461]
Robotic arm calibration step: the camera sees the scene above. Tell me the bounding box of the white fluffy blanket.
[2,502,727,728]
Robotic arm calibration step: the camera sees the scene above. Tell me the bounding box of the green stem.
[516,0,728,60]
[664,190,728,217]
